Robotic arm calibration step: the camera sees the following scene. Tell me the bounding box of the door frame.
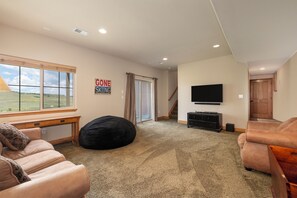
[135,77,155,123]
[249,78,273,120]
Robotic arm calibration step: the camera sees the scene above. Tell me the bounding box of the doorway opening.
[135,79,154,123]
[250,78,273,120]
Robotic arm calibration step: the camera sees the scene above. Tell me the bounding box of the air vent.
[73,28,88,36]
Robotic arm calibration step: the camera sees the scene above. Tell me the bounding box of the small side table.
[268,145,297,198]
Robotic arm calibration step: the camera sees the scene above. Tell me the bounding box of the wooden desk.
[9,116,80,145]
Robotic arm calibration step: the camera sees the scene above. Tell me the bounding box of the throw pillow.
[0,156,31,190]
[0,124,30,151]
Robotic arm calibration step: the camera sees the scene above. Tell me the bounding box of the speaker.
[226,123,235,132]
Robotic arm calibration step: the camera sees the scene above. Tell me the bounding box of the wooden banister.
[168,87,178,101]
[168,100,178,116]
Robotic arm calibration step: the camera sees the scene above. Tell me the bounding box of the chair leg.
[245,167,252,171]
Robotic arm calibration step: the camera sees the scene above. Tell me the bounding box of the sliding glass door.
[135,79,152,123]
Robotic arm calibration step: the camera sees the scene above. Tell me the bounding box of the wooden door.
[250,79,273,119]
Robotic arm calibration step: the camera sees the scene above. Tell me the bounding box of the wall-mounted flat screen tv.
[191,84,223,103]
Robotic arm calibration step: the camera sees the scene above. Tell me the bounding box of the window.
[43,70,73,109]
[0,54,76,115]
[135,79,154,123]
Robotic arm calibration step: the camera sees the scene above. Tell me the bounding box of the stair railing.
[168,87,178,117]
[168,87,178,101]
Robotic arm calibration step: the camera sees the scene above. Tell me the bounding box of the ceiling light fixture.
[213,44,220,48]
[163,57,168,61]
[98,28,107,34]
[260,67,266,71]
[73,28,88,36]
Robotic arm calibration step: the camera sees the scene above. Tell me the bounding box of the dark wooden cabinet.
[187,112,222,132]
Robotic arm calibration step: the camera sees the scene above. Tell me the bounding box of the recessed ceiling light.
[163,57,168,61]
[213,44,220,48]
[98,28,107,34]
[73,28,88,36]
[260,67,266,71]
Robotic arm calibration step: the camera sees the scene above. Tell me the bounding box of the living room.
[0,1,297,197]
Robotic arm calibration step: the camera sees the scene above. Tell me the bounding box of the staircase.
[169,101,178,120]
[168,87,178,121]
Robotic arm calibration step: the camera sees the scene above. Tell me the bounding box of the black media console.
[187,112,222,132]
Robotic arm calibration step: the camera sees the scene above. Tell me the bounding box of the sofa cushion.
[2,139,54,160]
[29,161,76,180]
[247,121,280,131]
[15,150,66,174]
[0,156,31,191]
[276,117,297,132]
[0,124,30,151]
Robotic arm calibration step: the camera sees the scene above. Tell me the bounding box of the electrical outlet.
[41,129,47,135]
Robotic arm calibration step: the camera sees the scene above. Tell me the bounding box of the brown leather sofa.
[0,128,90,197]
[238,118,297,173]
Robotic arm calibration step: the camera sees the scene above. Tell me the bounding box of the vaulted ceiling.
[0,0,296,75]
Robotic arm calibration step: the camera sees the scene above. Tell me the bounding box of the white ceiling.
[0,0,296,75]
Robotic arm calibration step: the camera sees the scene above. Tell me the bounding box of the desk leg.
[71,122,80,146]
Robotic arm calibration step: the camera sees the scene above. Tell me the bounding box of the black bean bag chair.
[79,116,136,150]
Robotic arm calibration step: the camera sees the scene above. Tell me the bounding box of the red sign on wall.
[95,79,111,94]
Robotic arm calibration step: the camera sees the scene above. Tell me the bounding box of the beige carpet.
[55,120,272,198]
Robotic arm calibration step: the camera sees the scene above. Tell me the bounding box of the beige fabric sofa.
[238,118,297,173]
[0,128,90,198]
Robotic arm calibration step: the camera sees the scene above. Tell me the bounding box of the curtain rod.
[126,72,157,80]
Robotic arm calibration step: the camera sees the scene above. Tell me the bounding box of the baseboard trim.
[157,116,169,121]
[235,128,246,133]
[222,126,246,133]
[49,136,72,145]
[178,120,246,132]
[178,120,187,124]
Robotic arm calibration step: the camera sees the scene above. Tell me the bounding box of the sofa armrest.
[19,128,42,140]
[247,130,297,148]
[0,165,90,198]
[247,121,281,131]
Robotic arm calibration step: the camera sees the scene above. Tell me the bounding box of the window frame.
[0,54,77,117]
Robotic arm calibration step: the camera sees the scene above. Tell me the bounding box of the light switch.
[238,94,244,99]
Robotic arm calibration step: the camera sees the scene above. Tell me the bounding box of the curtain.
[124,73,136,125]
[154,78,158,121]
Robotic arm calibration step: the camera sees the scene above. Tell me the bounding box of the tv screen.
[191,84,223,103]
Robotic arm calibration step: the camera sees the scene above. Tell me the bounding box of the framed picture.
[95,78,111,94]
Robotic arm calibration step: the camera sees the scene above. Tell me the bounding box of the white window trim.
[0,54,77,117]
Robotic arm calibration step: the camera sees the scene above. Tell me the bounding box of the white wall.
[178,55,249,129]
[273,52,297,121]
[0,25,168,139]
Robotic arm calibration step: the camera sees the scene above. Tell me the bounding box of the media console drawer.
[187,112,222,132]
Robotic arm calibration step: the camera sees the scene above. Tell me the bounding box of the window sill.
[0,108,77,118]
